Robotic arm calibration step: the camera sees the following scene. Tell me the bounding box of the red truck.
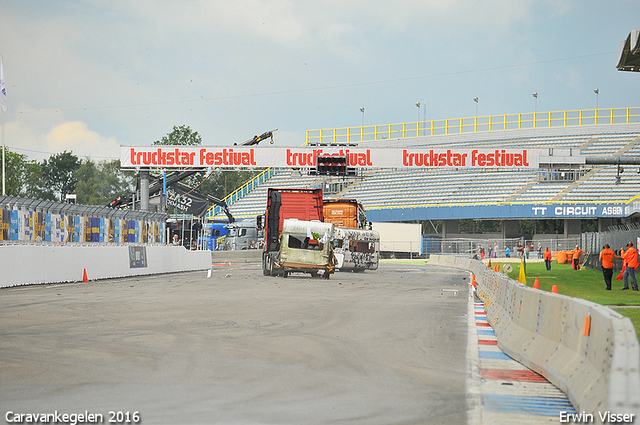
[262,188,324,276]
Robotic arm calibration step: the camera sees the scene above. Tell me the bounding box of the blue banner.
[367,202,627,222]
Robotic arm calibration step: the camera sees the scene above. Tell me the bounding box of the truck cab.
[278,219,335,278]
[225,218,261,250]
[262,188,324,277]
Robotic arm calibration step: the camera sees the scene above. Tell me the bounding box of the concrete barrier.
[0,244,212,288]
[428,254,640,422]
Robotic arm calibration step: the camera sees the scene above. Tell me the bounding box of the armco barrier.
[429,254,640,422]
[0,245,212,288]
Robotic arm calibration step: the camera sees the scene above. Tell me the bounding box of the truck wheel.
[269,258,274,276]
[283,271,288,278]
[324,271,331,280]
[262,256,269,276]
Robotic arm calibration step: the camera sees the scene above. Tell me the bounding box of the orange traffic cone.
[488,259,492,268]
[533,277,539,289]
[82,269,89,282]
[551,285,558,294]
[472,274,477,287]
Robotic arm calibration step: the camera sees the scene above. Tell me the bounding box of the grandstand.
[206,107,640,239]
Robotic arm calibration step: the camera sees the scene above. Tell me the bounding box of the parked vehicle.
[333,227,380,272]
[262,188,324,276]
[278,219,335,278]
[199,222,228,250]
[224,218,262,250]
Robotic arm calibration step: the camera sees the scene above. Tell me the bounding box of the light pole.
[594,88,599,109]
[360,107,365,127]
[415,102,420,122]
[532,92,538,127]
[473,97,479,132]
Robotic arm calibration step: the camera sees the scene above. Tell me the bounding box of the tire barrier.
[428,254,640,422]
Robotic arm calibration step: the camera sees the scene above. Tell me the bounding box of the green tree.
[41,151,81,201]
[154,125,202,146]
[152,125,261,203]
[199,169,260,200]
[23,161,53,200]
[75,159,136,205]
[2,149,29,196]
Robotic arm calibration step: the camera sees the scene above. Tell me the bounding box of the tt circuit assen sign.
[121,146,542,169]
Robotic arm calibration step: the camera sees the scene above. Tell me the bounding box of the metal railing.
[307,107,640,144]
[0,195,168,245]
[206,167,277,220]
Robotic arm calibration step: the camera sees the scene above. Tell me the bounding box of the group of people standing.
[599,241,639,291]
[533,243,639,292]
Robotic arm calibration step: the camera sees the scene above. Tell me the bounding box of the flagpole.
[1,55,5,196]
[2,109,5,195]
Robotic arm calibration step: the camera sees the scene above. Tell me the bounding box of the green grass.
[497,261,640,336]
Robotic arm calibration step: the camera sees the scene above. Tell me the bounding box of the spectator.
[172,234,180,246]
[249,240,257,249]
[505,246,511,258]
[537,243,542,259]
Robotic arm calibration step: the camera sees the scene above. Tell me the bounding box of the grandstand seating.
[211,127,640,220]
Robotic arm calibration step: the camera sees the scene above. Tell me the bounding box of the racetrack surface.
[0,263,471,424]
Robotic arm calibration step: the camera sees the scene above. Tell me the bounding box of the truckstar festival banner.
[121,146,541,169]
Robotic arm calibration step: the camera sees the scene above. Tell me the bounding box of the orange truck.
[322,199,368,229]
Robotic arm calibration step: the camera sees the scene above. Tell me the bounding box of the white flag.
[0,58,6,112]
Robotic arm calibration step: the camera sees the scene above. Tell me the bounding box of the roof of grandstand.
[206,108,640,223]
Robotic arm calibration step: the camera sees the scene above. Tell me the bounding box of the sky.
[0,0,639,162]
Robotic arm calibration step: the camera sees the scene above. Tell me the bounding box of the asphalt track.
[0,262,472,424]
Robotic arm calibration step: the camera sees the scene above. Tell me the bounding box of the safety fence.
[307,107,640,144]
[0,196,167,245]
[429,254,640,421]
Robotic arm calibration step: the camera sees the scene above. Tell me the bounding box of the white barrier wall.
[0,245,212,288]
[429,254,640,423]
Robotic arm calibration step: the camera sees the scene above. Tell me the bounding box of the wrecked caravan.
[333,227,380,272]
[278,219,335,279]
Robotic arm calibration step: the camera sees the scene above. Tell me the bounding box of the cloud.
[46,121,120,161]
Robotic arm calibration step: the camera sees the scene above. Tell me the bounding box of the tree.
[154,125,202,146]
[41,151,81,202]
[75,159,136,205]
[2,149,29,196]
[152,125,261,203]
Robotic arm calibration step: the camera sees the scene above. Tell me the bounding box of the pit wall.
[428,255,640,422]
[0,245,212,288]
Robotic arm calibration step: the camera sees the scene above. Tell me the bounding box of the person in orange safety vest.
[543,247,553,271]
[572,245,583,270]
[599,244,619,291]
[621,241,639,291]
